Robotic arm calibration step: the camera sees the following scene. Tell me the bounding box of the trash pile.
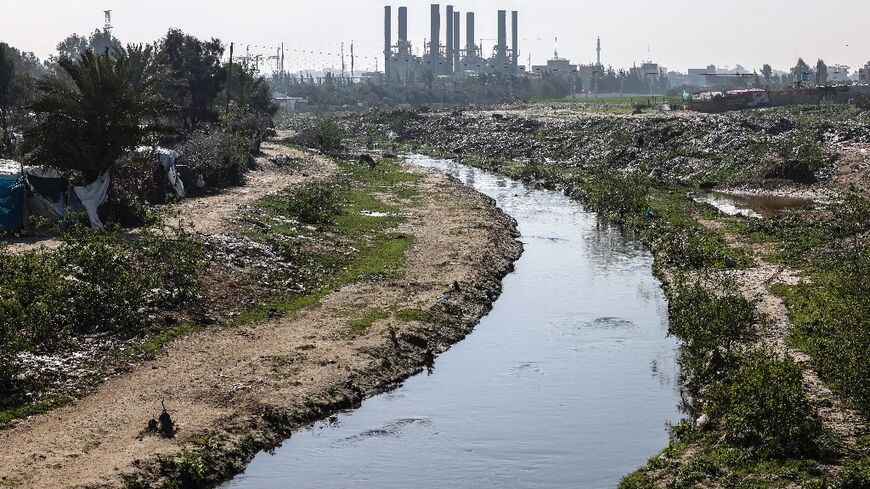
[347,105,870,187]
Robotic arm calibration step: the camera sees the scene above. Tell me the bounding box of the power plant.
[384,4,520,84]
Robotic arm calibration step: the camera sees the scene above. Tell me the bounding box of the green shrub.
[667,276,757,353]
[177,129,254,189]
[652,222,742,270]
[580,170,649,220]
[0,226,202,402]
[779,244,870,418]
[284,184,343,226]
[706,347,821,456]
[831,456,870,489]
[55,227,152,334]
[296,116,344,154]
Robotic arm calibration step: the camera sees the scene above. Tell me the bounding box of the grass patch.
[133,322,203,358]
[236,153,419,326]
[0,395,74,430]
[395,308,433,322]
[350,309,390,334]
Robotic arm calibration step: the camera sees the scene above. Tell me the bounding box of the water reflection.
[224,155,681,489]
[693,190,813,218]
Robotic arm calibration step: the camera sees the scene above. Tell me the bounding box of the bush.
[780,244,870,418]
[0,225,202,403]
[831,456,870,489]
[177,129,254,189]
[296,117,344,154]
[767,129,827,184]
[580,170,649,220]
[284,184,342,226]
[652,222,741,270]
[706,347,821,456]
[667,276,757,353]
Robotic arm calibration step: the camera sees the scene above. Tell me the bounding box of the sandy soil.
[0,142,522,488]
[831,143,870,198]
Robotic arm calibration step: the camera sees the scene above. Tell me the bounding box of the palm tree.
[21,47,173,182]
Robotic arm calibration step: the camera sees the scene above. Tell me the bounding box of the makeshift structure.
[73,169,112,228]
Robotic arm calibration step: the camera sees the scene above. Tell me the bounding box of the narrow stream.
[225,155,681,489]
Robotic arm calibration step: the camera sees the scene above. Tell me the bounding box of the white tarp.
[156,148,185,198]
[0,159,22,179]
[1,160,65,180]
[74,169,111,228]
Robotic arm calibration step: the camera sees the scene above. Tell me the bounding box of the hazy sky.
[3,0,869,74]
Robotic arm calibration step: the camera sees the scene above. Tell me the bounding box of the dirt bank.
[0,149,522,488]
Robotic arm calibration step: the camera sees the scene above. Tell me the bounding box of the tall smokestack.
[453,11,461,70]
[497,10,507,70]
[398,7,408,43]
[466,12,475,59]
[430,4,440,72]
[446,5,454,73]
[384,6,392,79]
[596,36,601,66]
[511,11,518,73]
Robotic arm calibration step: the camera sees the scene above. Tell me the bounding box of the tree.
[816,59,828,85]
[761,64,773,84]
[55,34,89,60]
[226,64,278,151]
[157,30,226,132]
[791,58,811,84]
[21,48,174,182]
[54,30,122,61]
[0,44,15,147]
[0,43,43,154]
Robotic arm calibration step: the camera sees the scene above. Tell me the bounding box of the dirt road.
[0,141,522,488]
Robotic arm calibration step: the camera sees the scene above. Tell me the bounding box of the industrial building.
[860,62,870,83]
[384,4,520,84]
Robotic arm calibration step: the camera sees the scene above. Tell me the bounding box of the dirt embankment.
[0,143,522,488]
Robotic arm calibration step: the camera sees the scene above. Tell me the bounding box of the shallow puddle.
[224,155,681,489]
[694,190,813,218]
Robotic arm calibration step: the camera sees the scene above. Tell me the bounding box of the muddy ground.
[0,136,522,488]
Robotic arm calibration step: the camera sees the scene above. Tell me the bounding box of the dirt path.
[0,153,521,488]
[164,138,336,235]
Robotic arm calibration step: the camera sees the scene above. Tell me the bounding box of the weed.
[395,308,433,322]
[350,309,390,334]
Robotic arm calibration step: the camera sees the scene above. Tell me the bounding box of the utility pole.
[351,41,355,80]
[341,42,346,79]
[226,42,234,118]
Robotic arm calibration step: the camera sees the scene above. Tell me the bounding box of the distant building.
[273,95,308,112]
[686,67,713,88]
[576,63,598,92]
[860,62,870,83]
[828,65,851,82]
[531,57,578,82]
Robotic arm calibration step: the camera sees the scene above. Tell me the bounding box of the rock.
[158,402,176,438]
[695,413,711,430]
[358,154,377,169]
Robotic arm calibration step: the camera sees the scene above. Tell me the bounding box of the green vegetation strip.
[233,155,420,325]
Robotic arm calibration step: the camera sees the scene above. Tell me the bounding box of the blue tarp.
[0,178,25,231]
